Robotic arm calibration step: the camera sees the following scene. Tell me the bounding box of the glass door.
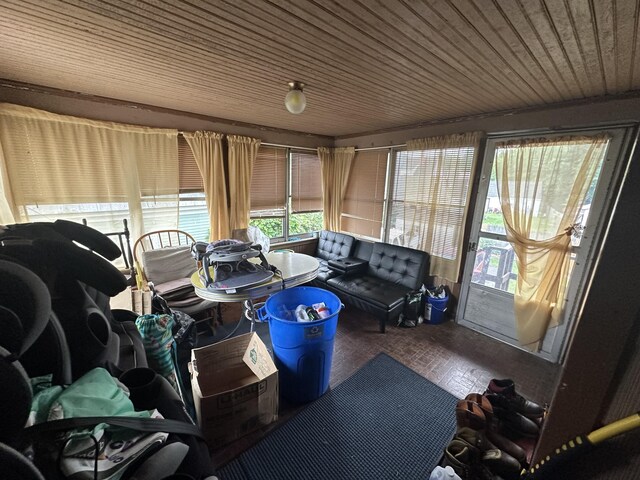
[457,127,632,362]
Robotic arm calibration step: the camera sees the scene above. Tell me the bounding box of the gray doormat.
[217,352,457,480]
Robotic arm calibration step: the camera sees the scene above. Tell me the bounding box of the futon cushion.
[327,275,409,311]
[316,231,356,261]
[141,246,196,285]
[315,259,340,284]
[367,243,429,291]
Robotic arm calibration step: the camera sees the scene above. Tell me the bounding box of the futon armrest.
[328,257,368,275]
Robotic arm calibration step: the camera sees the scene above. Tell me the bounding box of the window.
[388,134,480,282]
[177,136,208,240]
[341,149,389,240]
[23,136,208,242]
[289,150,323,238]
[0,104,179,244]
[177,192,209,241]
[249,147,323,241]
[249,146,287,240]
[390,147,476,257]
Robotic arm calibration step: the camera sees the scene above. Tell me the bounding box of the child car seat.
[0,221,217,479]
[0,261,54,480]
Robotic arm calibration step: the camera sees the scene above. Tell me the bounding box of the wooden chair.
[133,229,219,334]
[134,229,196,285]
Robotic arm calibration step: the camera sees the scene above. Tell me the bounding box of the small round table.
[191,251,319,302]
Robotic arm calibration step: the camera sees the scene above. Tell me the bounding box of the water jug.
[429,465,461,480]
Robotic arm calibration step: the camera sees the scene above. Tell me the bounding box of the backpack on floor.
[397,290,424,328]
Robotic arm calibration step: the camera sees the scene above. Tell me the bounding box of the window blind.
[390,131,481,283]
[178,135,204,192]
[291,150,322,213]
[250,146,286,213]
[341,149,389,239]
[0,104,178,204]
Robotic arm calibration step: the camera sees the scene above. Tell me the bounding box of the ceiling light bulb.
[285,81,306,114]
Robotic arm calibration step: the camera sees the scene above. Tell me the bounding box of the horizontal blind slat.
[251,146,286,211]
[179,136,203,192]
[0,110,178,205]
[291,151,322,213]
[340,149,388,239]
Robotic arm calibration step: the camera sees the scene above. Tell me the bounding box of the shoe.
[486,379,545,419]
[456,428,521,480]
[482,449,522,480]
[456,427,498,452]
[465,394,527,467]
[456,399,487,431]
[443,438,502,480]
[486,394,540,439]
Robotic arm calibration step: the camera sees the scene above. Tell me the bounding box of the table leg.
[243,298,257,333]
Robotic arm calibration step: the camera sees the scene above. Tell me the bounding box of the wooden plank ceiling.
[1,0,639,137]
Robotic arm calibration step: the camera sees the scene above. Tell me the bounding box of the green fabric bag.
[28,368,164,480]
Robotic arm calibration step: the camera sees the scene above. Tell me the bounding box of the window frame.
[384,143,478,269]
[340,148,391,241]
[249,147,324,242]
[288,149,323,240]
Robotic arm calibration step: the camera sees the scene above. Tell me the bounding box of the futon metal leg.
[379,318,386,333]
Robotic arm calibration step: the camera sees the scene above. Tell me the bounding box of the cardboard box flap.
[242,333,277,380]
[191,333,252,385]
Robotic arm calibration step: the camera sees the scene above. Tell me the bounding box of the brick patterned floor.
[210,302,559,467]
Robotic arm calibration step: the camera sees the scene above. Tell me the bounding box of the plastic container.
[256,286,342,403]
[429,465,461,480]
[426,294,449,325]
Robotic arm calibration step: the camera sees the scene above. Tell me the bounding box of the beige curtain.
[228,135,261,231]
[318,146,355,230]
[495,134,610,351]
[183,131,230,241]
[0,103,179,241]
[0,143,16,224]
[402,132,482,282]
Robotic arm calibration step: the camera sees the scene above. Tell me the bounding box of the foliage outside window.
[249,213,284,240]
[289,212,323,237]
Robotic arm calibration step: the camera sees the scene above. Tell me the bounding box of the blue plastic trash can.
[257,286,341,403]
[426,294,449,325]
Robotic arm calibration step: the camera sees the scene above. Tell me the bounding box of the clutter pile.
[424,285,449,324]
[425,284,447,299]
[282,302,332,322]
[398,284,449,328]
[434,378,545,480]
[0,221,217,480]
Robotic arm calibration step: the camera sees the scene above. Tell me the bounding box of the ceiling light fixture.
[284,81,306,114]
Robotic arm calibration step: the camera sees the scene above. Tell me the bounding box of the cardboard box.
[190,332,278,449]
